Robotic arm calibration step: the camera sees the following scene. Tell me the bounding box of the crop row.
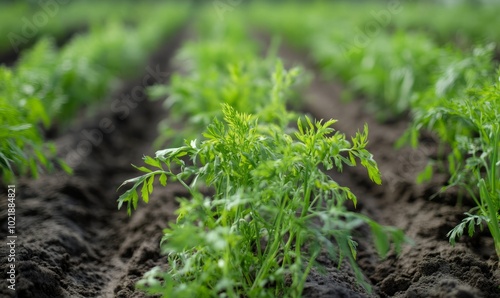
[0,1,175,55]
[118,10,406,298]
[0,3,189,182]
[392,2,500,46]
[147,11,299,147]
[249,2,500,259]
[250,3,496,120]
[248,2,500,49]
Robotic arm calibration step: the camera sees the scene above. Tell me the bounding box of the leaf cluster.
[390,43,500,256]
[119,104,407,297]
[248,1,500,259]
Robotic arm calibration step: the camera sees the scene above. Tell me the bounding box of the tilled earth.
[1,31,499,298]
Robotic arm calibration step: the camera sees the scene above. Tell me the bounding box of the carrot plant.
[418,74,500,258]
[118,10,408,296]
[437,81,500,257]
[148,12,302,146]
[0,1,171,55]
[400,45,500,257]
[0,66,66,182]
[118,104,406,297]
[250,2,500,257]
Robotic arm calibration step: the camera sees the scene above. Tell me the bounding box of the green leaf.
[132,164,153,173]
[141,182,150,203]
[369,222,390,257]
[147,175,155,193]
[58,159,73,175]
[118,188,140,216]
[144,155,161,168]
[159,173,168,186]
[297,117,304,135]
[156,147,188,159]
[348,237,358,259]
[416,162,433,184]
[118,176,142,190]
[305,115,314,130]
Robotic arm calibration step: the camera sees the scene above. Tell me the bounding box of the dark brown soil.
[1,28,499,298]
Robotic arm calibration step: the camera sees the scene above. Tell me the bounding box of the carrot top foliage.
[118,104,406,297]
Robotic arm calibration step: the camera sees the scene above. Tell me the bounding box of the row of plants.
[147,11,298,146]
[0,3,190,182]
[118,11,407,297]
[407,52,500,259]
[249,2,500,259]
[247,1,500,49]
[249,2,497,121]
[0,0,179,56]
[392,2,500,47]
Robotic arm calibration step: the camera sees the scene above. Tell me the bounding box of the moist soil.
[1,31,499,298]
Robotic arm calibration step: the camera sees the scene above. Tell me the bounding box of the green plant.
[440,83,500,258]
[0,66,65,182]
[249,1,500,258]
[403,63,499,258]
[148,11,302,147]
[0,4,189,182]
[392,43,500,257]
[118,105,407,297]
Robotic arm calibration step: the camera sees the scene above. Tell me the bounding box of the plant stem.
[251,194,288,292]
[484,128,500,259]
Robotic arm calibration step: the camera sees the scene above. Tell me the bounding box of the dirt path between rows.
[0,28,186,298]
[273,40,500,297]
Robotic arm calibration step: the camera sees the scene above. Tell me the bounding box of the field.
[0,1,499,297]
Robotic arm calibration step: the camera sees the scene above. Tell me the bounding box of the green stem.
[252,211,263,260]
[296,249,319,295]
[251,194,288,291]
[301,169,312,218]
[480,179,500,259]
[483,128,500,259]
